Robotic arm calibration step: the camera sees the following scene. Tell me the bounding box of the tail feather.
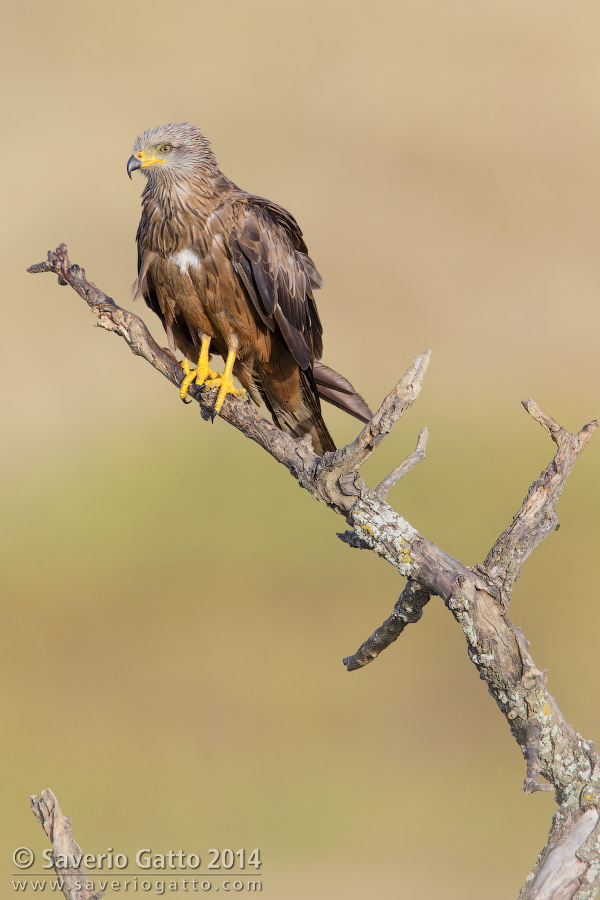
[259,368,336,456]
[257,359,371,457]
[312,362,373,423]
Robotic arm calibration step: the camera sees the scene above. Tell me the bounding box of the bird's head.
[127,123,217,180]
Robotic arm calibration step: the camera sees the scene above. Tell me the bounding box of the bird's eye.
[158,144,172,153]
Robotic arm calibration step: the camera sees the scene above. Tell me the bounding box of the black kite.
[127,123,371,455]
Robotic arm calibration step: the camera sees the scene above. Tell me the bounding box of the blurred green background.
[2,1,600,897]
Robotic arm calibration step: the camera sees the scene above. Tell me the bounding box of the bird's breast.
[170,248,202,276]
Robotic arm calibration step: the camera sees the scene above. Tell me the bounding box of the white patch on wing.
[171,248,201,275]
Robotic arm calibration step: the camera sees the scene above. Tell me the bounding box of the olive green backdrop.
[2,2,599,897]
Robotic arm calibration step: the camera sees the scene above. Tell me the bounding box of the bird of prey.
[127,123,372,455]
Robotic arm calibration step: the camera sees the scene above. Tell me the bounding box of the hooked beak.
[127,154,142,179]
[127,148,167,178]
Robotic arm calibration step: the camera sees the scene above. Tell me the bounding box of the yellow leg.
[203,349,248,417]
[179,336,219,402]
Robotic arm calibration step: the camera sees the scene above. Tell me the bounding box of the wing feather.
[230,248,275,331]
[227,194,324,372]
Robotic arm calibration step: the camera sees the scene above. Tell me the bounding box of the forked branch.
[28,245,600,900]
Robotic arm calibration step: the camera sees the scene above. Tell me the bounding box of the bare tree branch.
[343,580,431,670]
[28,245,600,899]
[482,398,597,603]
[375,426,429,498]
[521,808,600,900]
[324,350,431,476]
[30,789,104,900]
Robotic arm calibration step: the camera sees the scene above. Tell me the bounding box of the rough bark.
[28,245,600,899]
[30,789,104,899]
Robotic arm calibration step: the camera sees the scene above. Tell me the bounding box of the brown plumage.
[127,123,372,455]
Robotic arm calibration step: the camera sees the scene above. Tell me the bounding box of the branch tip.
[29,789,105,899]
[485,399,597,598]
[322,350,431,484]
[521,398,563,442]
[343,581,431,670]
[375,426,429,498]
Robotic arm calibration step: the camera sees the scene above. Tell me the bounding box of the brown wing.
[227,194,324,372]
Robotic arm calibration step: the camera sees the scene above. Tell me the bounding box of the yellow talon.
[179,337,219,401]
[179,358,196,400]
[203,349,247,416]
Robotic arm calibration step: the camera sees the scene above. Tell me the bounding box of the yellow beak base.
[127,149,166,178]
[136,148,166,169]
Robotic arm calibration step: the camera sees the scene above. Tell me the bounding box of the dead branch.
[343,580,431,670]
[30,789,104,900]
[375,426,428,498]
[28,245,600,899]
[324,351,431,477]
[482,398,597,603]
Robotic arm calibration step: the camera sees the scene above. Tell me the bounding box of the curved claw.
[179,340,219,402]
[204,376,247,417]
